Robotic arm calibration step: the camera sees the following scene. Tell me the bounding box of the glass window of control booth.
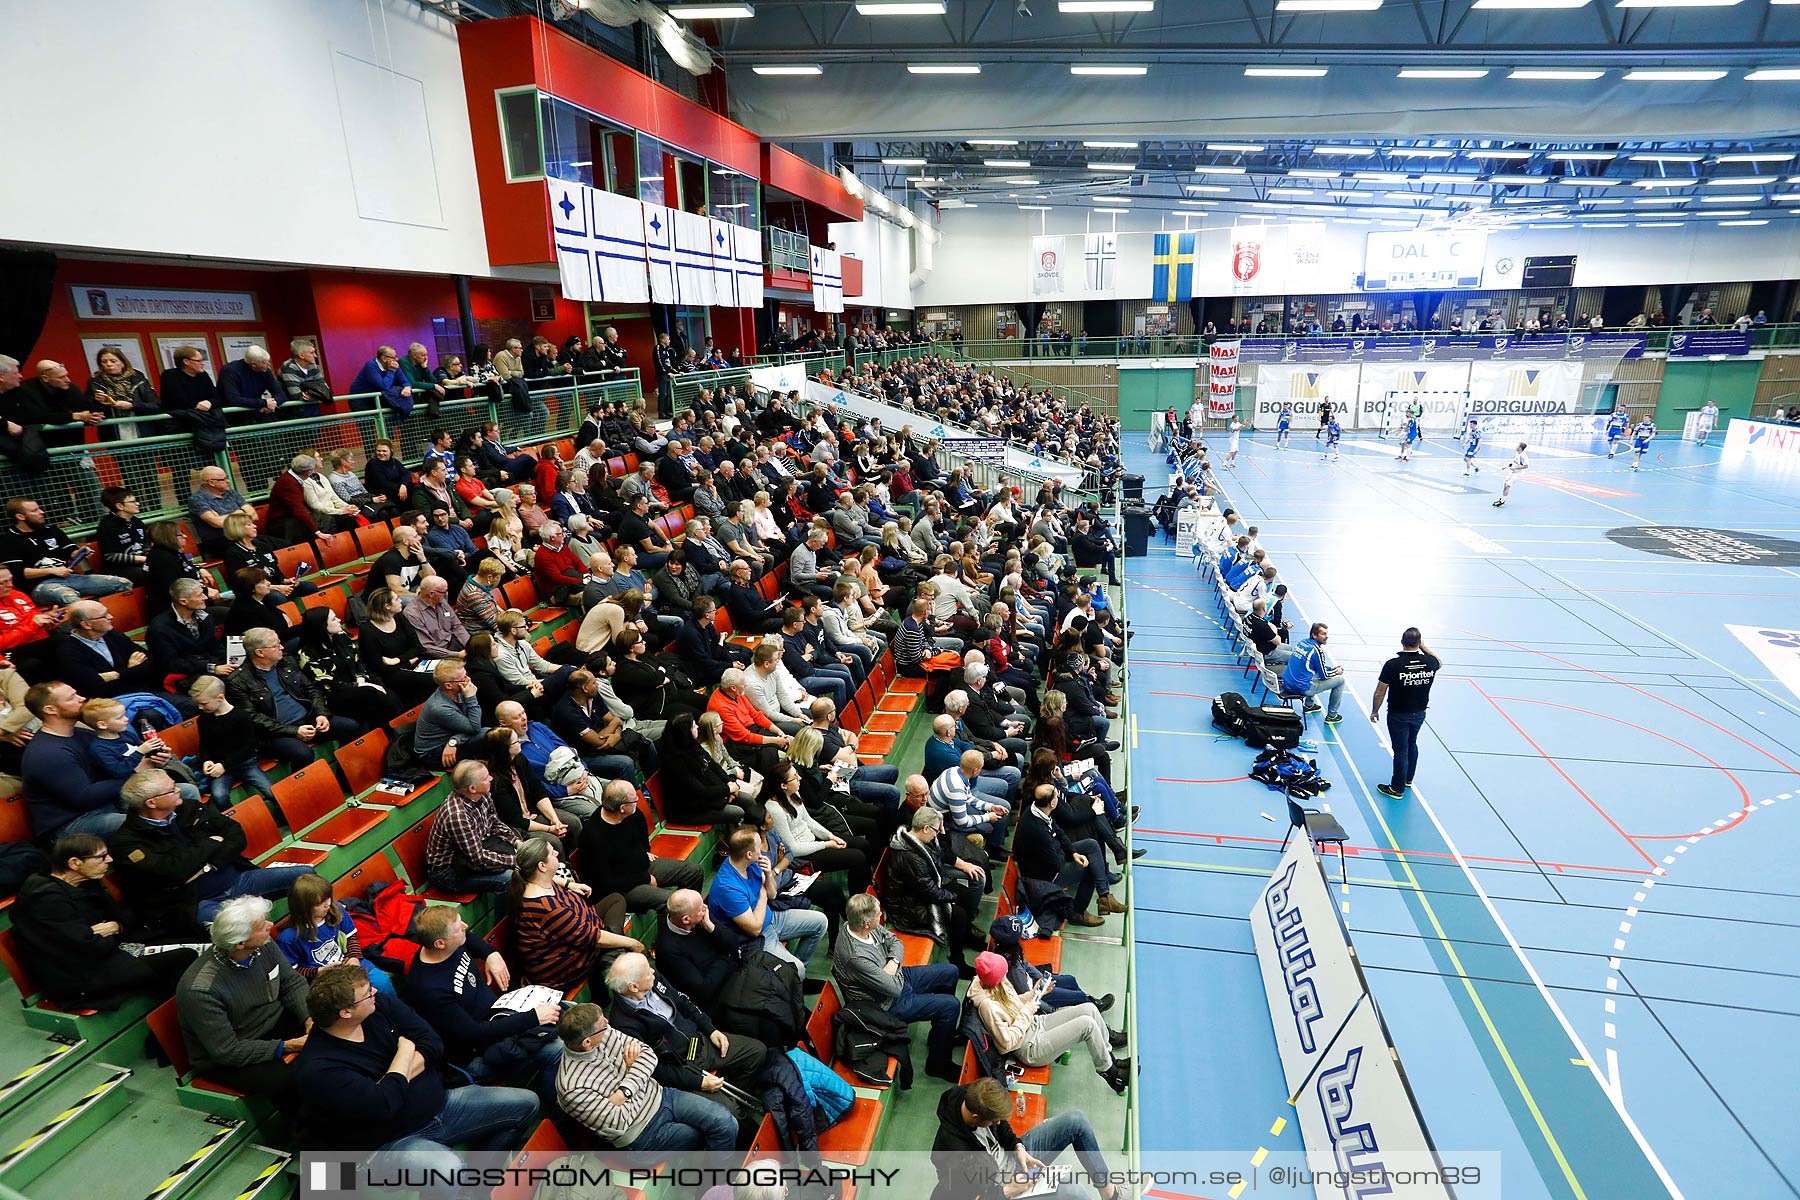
[540,97,642,198]
[709,167,760,227]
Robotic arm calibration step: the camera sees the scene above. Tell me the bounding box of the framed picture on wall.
[155,334,214,375]
[218,333,268,364]
[78,333,150,377]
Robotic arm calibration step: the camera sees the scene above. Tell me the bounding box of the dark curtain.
[0,249,57,363]
[1081,300,1121,339]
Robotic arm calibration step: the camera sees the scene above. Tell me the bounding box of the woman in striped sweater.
[508,837,640,998]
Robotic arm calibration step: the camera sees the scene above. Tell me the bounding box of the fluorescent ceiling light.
[1092,207,1132,213]
[984,159,1032,168]
[1195,166,1247,174]
[1779,194,1800,201]
[1631,178,1695,188]
[1510,69,1602,79]
[1704,209,1752,216]
[1016,205,1052,210]
[1388,148,1455,158]
[1552,151,1618,160]
[1746,68,1800,81]
[1415,173,1476,184]
[1207,143,1267,152]
[1632,196,1686,204]
[1288,169,1343,178]
[1466,148,1534,158]
[1581,197,1627,204]
[909,63,981,74]
[1316,146,1377,156]
[855,1,947,13]
[1714,153,1795,162]
[1186,184,1232,192]
[1487,174,1542,183]
[752,64,822,75]
[1635,221,1686,227]
[1355,171,1410,182]
[1276,0,1382,9]
[1619,0,1742,6]
[1088,195,1132,202]
[568,160,592,167]
[1478,0,1592,9]
[1071,64,1149,75]
[1384,192,1433,201]
[1700,194,1764,202]
[1086,162,1140,171]
[1399,68,1490,79]
[1059,1,1155,11]
[1083,141,1140,148]
[1244,66,1328,77]
[905,176,940,183]
[1625,69,1728,81]
[1719,219,1770,226]
[1581,222,1627,227]
[668,4,756,17]
[1528,223,1573,228]
[1004,177,1040,184]
[1268,187,1314,196]
[1561,178,1622,187]
[882,157,927,165]
[1177,199,1219,205]
[968,139,1019,146]
[1628,153,1702,162]
[1706,176,1777,186]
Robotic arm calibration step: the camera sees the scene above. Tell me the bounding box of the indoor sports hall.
[2,3,1800,1200]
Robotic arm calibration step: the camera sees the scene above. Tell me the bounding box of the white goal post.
[1377,390,1473,437]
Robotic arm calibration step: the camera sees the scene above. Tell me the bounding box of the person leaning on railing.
[218,346,284,422]
[349,345,413,416]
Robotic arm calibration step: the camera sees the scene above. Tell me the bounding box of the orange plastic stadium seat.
[391,816,477,903]
[272,760,388,846]
[148,998,246,1097]
[337,730,434,806]
[225,798,329,868]
[333,851,402,903]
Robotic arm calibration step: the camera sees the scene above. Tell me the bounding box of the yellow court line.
[1130,712,1139,750]
[1334,736,1591,1200]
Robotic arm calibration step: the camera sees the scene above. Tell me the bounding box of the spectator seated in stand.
[931,1078,1130,1200]
[577,778,704,914]
[22,680,130,840]
[425,759,522,895]
[831,893,963,1082]
[227,627,361,768]
[507,835,641,999]
[174,895,311,1103]
[969,950,1129,1093]
[554,1002,737,1153]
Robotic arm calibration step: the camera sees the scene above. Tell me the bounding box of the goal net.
[1377,390,1472,438]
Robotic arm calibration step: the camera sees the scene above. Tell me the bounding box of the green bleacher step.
[18,992,153,1041]
[0,1033,85,1122]
[176,1143,293,1200]
[0,1060,133,1189]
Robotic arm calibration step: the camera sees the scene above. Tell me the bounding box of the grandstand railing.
[13,370,641,534]
[952,323,1800,359]
[667,351,848,415]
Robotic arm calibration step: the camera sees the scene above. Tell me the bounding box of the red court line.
[1133,826,1647,875]
[1494,695,1752,840]
[1467,680,1657,868]
[1156,776,1253,784]
[1449,626,1799,777]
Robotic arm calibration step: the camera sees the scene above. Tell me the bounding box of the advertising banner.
[1208,340,1241,418]
[1466,360,1585,419]
[1727,625,1800,705]
[1668,328,1752,357]
[942,437,1007,463]
[70,285,257,322]
[1356,362,1473,432]
[1723,418,1800,466]
[1252,838,1452,1200]
[1363,229,1487,291]
[1251,364,1362,430]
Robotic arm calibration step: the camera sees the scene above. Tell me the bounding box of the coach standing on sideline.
[1371,628,1441,800]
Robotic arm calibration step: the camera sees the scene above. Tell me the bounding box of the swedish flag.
[1152,232,1196,303]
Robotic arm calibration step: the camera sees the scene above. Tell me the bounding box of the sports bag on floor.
[1243,705,1304,750]
[1211,691,1251,737]
[1249,748,1331,798]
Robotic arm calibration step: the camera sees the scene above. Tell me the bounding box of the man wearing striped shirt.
[554,1003,737,1152]
[929,748,1010,846]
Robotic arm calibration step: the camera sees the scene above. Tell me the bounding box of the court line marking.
[1131,826,1647,877]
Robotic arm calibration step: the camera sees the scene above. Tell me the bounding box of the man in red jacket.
[265,454,320,546]
[0,565,61,656]
[531,522,586,609]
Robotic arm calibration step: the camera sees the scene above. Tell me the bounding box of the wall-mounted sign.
[1362,231,1487,291]
[529,287,557,322]
[72,286,258,322]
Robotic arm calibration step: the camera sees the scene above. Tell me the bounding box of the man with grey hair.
[175,894,311,1101]
[787,528,836,600]
[266,451,331,543]
[0,354,54,473]
[227,625,357,767]
[943,689,1026,786]
[576,779,703,913]
[604,951,770,1093]
[653,888,754,1016]
[277,338,330,416]
[50,598,163,698]
[218,345,282,420]
[403,574,470,659]
[111,768,312,940]
[830,892,962,1081]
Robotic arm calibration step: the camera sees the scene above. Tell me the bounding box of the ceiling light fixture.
[1624,68,1728,81]
[1092,207,1132,213]
[1719,219,1770,226]
[968,139,1020,146]
[1618,0,1742,7]
[1288,169,1343,178]
[1704,209,1753,216]
[882,157,928,165]
[1316,146,1377,156]
[1268,187,1315,196]
[1631,178,1696,187]
[1714,153,1795,162]
[1275,0,1382,9]
[1746,68,1800,81]
[1355,171,1411,181]
[1187,184,1232,192]
[668,4,756,18]
[1706,176,1778,186]
[1510,70,1603,81]
[1628,153,1703,162]
[1178,199,1219,205]
[1388,148,1456,158]
[908,63,981,74]
[854,1,947,14]
[1004,177,1040,184]
[1089,195,1132,202]
[1071,64,1149,75]
[1017,205,1052,210]
[1477,0,1592,9]
[1086,162,1140,171]
[1700,194,1765,202]
[1580,197,1627,204]
[1632,196,1687,204]
[1415,173,1476,184]
[1635,221,1686,227]
[1466,148,1534,158]
[984,159,1032,167]
[1487,173,1542,183]
[1083,140,1140,148]
[752,64,822,75]
[1244,66,1329,77]
[1207,143,1267,152]
[1399,68,1491,78]
[1551,151,1618,160]
[1195,166,1248,174]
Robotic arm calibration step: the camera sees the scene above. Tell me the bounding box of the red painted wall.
[762,145,863,224]
[457,19,548,270]
[32,259,308,388]
[305,271,461,395]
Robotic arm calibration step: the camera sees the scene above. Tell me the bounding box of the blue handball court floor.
[1124,426,1800,1200]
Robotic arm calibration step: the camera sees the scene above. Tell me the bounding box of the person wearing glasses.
[10,832,198,1011]
[109,769,316,943]
[294,962,540,1172]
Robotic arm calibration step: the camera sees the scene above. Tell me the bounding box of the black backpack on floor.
[1243,705,1304,750]
[1211,691,1251,737]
